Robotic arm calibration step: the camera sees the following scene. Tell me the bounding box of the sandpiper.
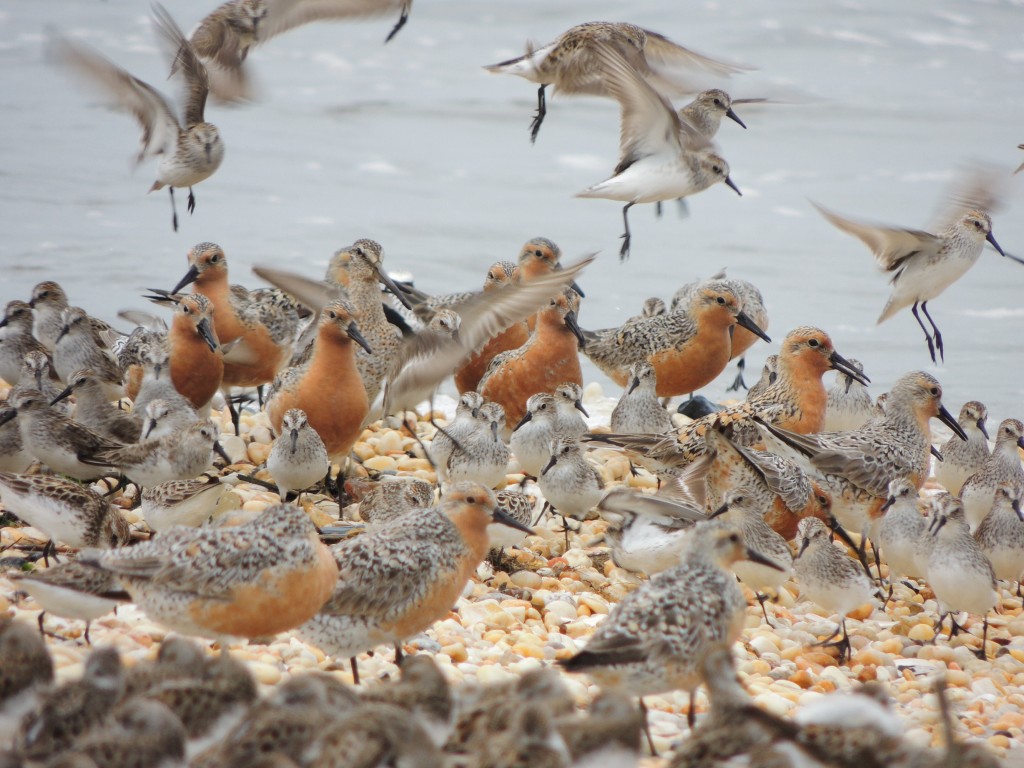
[50,368,141,444]
[934,401,990,496]
[959,418,1024,532]
[267,408,330,501]
[140,474,230,531]
[10,560,123,644]
[610,362,672,434]
[0,301,50,387]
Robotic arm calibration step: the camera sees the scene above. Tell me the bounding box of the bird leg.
[619,202,635,261]
[818,618,851,664]
[726,357,748,392]
[911,302,938,364]
[756,591,775,628]
[394,642,404,665]
[529,84,547,143]
[974,615,990,660]
[919,301,944,362]
[187,187,197,215]
[384,5,409,42]
[169,187,179,232]
[350,657,361,686]
[638,698,658,756]
[655,201,663,218]
[675,198,690,218]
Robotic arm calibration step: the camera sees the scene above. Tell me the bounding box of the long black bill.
[375,266,413,310]
[571,281,586,299]
[725,176,743,196]
[978,419,989,440]
[55,325,70,344]
[563,310,587,350]
[0,409,17,427]
[0,317,7,329]
[213,441,231,464]
[541,454,558,476]
[196,317,218,352]
[290,429,299,454]
[745,547,785,571]
[574,398,589,417]
[50,384,74,406]
[829,350,870,385]
[347,323,373,354]
[708,502,729,519]
[726,107,747,129]
[937,404,968,441]
[512,410,533,433]
[170,264,200,295]
[988,231,1024,265]
[1013,497,1024,523]
[879,495,896,513]
[492,507,534,535]
[627,376,641,395]
[931,446,944,462]
[735,310,770,343]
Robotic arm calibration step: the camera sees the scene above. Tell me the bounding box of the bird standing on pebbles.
[267,408,329,501]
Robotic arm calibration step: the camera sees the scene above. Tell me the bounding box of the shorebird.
[509,393,559,479]
[581,280,768,397]
[597,486,705,575]
[485,21,744,142]
[876,478,929,595]
[926,497,998,659]
[559,521,782,725]
[934,401,990,496]
[265,300,371,463]
[0,389,121,481]
[552,382,590,438]
[140,474,229,530]
[82,420,230,489]
[478,289,586,430]
[0,301,50,387]
[28,281,73,353]
[311,702,443,768]
[188,0,414,102]
[610,362,672,434]
[9,350,67,414]
[52,307,124,400]
[158,293,225,413]
[538,435,604,546]
[959,418,1024,532]
[0,617,54,747]
[50,4,225,231]
[445,401,511,488]
[0,403,33,474]
[973,483,1024,588]
[61,699,187,768]
[132,347,202,429]
[50,368,141,444]
[267,408,330,501]
[813,166,1020,363]
[487,488,538,550]
[429,391,484,478]
[362,655,454,748]
[746,354,778,400]
[80,502,337,643]
[709,486,794,624]
[354,476,434,524]
[575,42,742,259]
[793,516,878,663]
[823,358,879,432]
[11,561,123,644]
[297,482,532,683]
[140,397,202,440]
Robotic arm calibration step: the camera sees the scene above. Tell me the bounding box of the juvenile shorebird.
[131,346,200,424]
[28,281,72,353]
[141,397,202,441]
[189,0,414,102]
[487,489,538,550]
[9,350,67,414]
[83,420,229,489]
[678,89,755,137]
[745,353,778,400]
[552,382,590,438]
[60,699,187,768]
[597,486,705,575]
[0,472,131,551]
[813,165,1019,363]
[361,655,454,748]
[509,393,559,479]
[582,281,768,397]
[934,401,990,496]
[538,435,604,546]
[53,307,124,401]
[11,561,123,644]
[297,482,532,683]
[0,300,49,386]
[478,290,586,431]
[709,486,794,625]
[50,368,141,444]
[50,5,225,231]
[0,389,120,480]
[0,617,54,747]
[611,362,672,434]
[140,474,229,531]
[429,392,484,478]
[446,401,511,489]
[973,484,1024,587]
[559,522,782,725]
[265,300,371,463]
[0,403,33,473]
[959,418,1024,532]
[927,497,998,659]
[354,476,434,524]
[267,408,330,501]
[81,502,337,643]
[793,517,878,663]
[485,21,744,142]
[311,702,443,768]
[576,42,742,259]
[824,358,879,432]
[876,478,929,596]
[16,647,124,762]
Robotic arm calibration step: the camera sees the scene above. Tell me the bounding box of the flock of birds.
[0,0,1022,766]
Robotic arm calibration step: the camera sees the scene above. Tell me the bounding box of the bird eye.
[39,291,48,299]
[716,296,725,304]
[712,165,722,174]
[808,339,819,347]
[466,495,477,503]
[534,249,543,258]
[714,99,722,107]
[728,533,740,543]
[539,404,547,410]
[930,387,939,396]
[328,311,337,319]
[974,221,983,230]
[817,495,828,505]
[735,495,744,504]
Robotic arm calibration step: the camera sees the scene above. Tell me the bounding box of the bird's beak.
[929,515,947,537]
[797,537,810,558]
[986,231,1006,257]
[724,176,742,196]
[541,454,558,476]
[197,317,218,352]
[627,376,640,395]
[571,280,586,299]
[0,409,17,427]
[50,384,74,406]
[55,324,70,343]
[290,429,299,453]
[931,446,944,462]
[144,419,156,439]
[735,310,770,343]
[977,419,989,440]
[1013,497,1024,523]
[574,398,589,417]
[213,441,231,464]
[828,351,869,385]
[491,420,499,441]
[375,265,413,310]
[347,323,373,354]
[880,495,896,513]
[937,405,968,441]
[746,547,784,571]
[709,502,729,519]
[726,107,747,129]
[492,506,534,535]
[512,410,532,432]
[563,310,586,349]
[1017,436,1024,450]
[170,264,200,295]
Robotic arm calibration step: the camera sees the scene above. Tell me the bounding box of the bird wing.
[153,3,212,127]
[929,161,1007,231]
[261,0,407,41]
[812,202,941,273]
[49,34,181,162]
[637,28,750,94]
[251,266,343,313]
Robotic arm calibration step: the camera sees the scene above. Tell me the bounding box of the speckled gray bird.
[610,362,672,434]
[934,401,990,497]
[959,417,1024,532]
[267,408,329,501]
